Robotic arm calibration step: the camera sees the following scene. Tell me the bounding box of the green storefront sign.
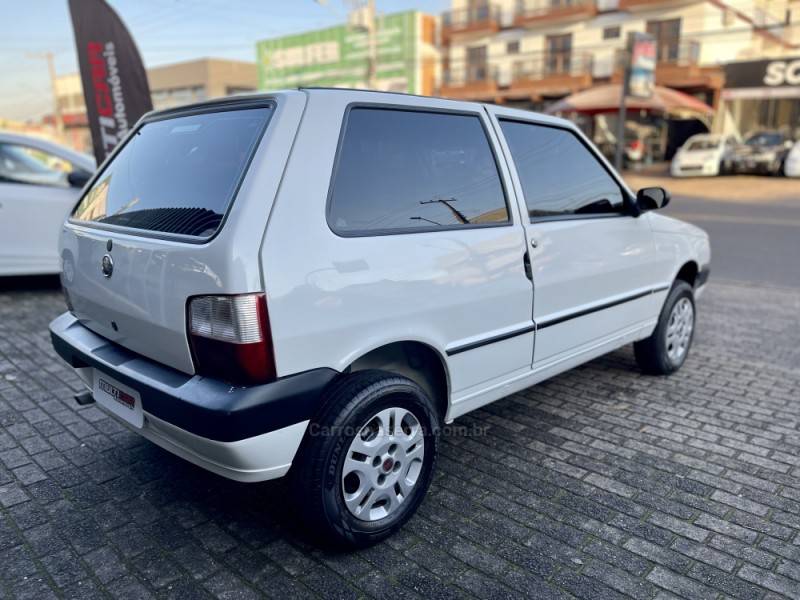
[256,11,419,94]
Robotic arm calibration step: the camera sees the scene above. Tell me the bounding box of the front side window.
[72,106,272,238]
[0,143,76,188]
[328,108,509,234]
[499,120,626,219]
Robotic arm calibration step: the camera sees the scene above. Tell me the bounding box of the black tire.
[290,369,440,549]
[634,281,696,375]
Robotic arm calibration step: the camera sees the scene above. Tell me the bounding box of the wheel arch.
[674,260,699,287]
[344,340,450,423]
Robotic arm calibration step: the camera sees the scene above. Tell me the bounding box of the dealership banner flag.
[68,0,152,164]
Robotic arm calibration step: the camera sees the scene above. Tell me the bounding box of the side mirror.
[636,187,670,212]
[67,170,92,189]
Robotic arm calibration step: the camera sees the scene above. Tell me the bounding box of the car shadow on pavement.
[0,274,61,292]
[89,345,647,558]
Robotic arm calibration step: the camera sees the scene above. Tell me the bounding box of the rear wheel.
[634,281,695,375]
[291,370,439,548]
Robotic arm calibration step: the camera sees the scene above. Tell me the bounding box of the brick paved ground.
[1,279,799,599]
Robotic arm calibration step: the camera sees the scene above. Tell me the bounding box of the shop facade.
[716,56,800,139]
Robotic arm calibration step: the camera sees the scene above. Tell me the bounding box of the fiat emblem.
[101,254,114,278]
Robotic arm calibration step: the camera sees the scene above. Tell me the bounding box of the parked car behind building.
[784,140,800,178]
[671,133,738,177]
[0,132,94,276]
[728,131,794,175]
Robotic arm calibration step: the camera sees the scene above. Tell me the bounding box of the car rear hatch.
[59,93,306,375]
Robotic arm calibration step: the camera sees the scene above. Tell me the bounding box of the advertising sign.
[628,32,656,99]
[722,56,800,99]
[256,11,419,94]
[68,0,153,164]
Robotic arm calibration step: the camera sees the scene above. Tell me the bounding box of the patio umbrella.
[545,83,714,118]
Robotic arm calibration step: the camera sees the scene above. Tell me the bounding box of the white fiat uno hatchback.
[51,89,710,547]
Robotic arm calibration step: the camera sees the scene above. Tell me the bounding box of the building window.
[546,34,572,75]
[603,26,621,39]
[151,86,207,110]
[646,18,681,63]
[226,86,256,96]
[466,46,489,82]
[507,41,520,54]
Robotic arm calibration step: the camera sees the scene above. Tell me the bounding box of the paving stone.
[2,280,800,599]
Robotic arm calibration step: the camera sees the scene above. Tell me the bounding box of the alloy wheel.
[665,297,694,364]
[341,407,425,522]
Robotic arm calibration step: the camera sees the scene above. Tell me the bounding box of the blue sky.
[0,0,449,121]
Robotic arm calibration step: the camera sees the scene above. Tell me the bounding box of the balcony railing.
[442,64,500,88]
[442,4,502,37]
[514,0,597,25]
[512,51,594,80]
[442,50,595,99]
[656,39,700,64]
[614,39,700,70]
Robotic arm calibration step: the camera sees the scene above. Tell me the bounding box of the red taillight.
[187,293,276,385]
[629,140,643,150]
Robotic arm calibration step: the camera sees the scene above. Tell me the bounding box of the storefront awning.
[544,83,714,118]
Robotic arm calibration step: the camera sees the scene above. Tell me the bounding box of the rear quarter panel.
[261,91,534,397]
[59,92,307,374]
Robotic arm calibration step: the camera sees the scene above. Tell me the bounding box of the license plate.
[93,372,144,428]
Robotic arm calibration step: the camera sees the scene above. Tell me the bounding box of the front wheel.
[290,370,439,548]
[634,281,696,375]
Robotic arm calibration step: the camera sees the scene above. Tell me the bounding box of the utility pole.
[365,0,377,89]
[27,51,63,135]
[614,47,630,172]
[346,0,379,89]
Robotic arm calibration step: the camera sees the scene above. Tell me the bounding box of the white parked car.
[0,132,94,276]
[784,140,800,177]
[671,133,737,177]
[50,90,710,548]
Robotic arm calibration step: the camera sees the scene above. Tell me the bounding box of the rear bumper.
[49,312,337,481]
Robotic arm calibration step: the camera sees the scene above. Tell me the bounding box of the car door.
[0,141,83,275]
[487,107,664,367]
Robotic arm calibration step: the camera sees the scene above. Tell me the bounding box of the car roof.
[0,130,95,171]
[299,87,575,127]
[141,87,576,132]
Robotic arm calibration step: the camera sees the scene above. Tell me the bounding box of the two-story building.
[440,0,799,136]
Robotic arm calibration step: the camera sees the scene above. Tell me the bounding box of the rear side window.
[328,107,509,235]
[72,106,272,238]
[499,120,625,219]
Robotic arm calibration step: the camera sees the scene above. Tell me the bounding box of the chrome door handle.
[530,238,538,248]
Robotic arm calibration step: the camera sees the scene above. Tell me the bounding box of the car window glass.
[745,133,782,146]
[72,107,272,238]
[328,107,509,234]
[686,139,718,151]
[0,143,73,187]
[499,120,625,219]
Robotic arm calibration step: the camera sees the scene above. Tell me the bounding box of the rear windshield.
[72,106,272,238]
